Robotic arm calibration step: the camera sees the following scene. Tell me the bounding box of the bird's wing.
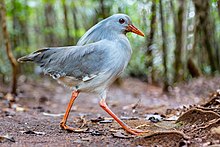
[19,40,112,81]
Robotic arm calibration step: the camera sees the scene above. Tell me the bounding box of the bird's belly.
[79,60,129,93]
[56,72,117,93]
[57,76,80,89]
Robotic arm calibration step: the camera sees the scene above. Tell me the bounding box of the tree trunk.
[21,0,29,47]
[159,0,169,91]
[44,1,58,46]
[12,0,19,49]
[62,0,72,45]
[100,0,107,18]
[187,58,202,78]
[95,0,110,21]
[0,0,18,95]
[71,2,79,44]
[145,0,157,83]
[171,0,186,82]
[217,0,220,17]
[11,0,29,49]
[193,0,217,73]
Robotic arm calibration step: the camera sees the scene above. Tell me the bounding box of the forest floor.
[0,76,220,146]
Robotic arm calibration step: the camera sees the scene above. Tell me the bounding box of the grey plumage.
[18,14,138,96]
[77,14,131,46]
[18,13,146,135]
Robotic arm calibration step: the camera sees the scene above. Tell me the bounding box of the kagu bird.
[18,14,145,135]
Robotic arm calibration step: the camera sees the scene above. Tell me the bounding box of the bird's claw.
[60,121,87,132]
[60,121,75,131]
[127,128,148,135]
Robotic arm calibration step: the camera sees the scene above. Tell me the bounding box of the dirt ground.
[0,76,220,146]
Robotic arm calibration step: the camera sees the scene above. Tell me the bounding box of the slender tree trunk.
[193,0,217,73]
[187,58,202,77]
[0,12,5,83]
[145,0,157,83]
[0,1,18,95]
[12,0,19,49]
[95,0,110,21]
[71,2,79,44]
[62,0,72,45]
[171,0,186,82]
[217,0,220,17]
[159,0,169,91]
[44,1,57,46]
[22,0,29,47]
[12,0,29,49]
[100,0,107,18]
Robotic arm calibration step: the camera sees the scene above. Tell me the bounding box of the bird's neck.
[116,34,132,56]
[77,22,127,46]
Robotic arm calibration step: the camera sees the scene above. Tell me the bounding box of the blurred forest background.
[0,0,220,94]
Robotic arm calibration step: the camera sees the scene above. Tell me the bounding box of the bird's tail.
[17,48,50,63]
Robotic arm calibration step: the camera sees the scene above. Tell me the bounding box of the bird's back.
[18,39,131,93]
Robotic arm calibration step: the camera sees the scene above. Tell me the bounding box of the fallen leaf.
[72,128,88,133]
[165,115,179,121]
[11,104,28,112]
[91,117,105,123]
[91,117,113,123]
[81,137,91,141]
[120,116,139,120]
[20,130,45,135]
[99,119,113,123]
[109,129,118,132]
[4,93,15,102]
[112,131,133,139]
[90,130,104,136]
[145,114,163,123]
[16,106,27,112]
[42,112,64,117]
[0,134,15,143]
[211,126,220,135]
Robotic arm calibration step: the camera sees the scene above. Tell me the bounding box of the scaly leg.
[99,98,147,135]
[60,91,79,131]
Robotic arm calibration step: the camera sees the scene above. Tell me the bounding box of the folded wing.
[18,41,109,81]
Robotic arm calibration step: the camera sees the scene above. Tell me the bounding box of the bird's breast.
[105,39,132,76]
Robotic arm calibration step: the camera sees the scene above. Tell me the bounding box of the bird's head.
[106,14,145,37]
[77,13,144,46]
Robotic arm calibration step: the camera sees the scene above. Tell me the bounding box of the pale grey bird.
[18,14,145,135]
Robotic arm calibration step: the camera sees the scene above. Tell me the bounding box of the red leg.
[99,99,147,135]
[60,91,79,131]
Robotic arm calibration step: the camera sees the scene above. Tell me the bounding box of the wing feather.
[19,41,111,81]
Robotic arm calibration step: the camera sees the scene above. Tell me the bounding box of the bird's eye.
[119,18,125,24]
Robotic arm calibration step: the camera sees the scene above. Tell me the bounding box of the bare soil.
[0,76,220,147]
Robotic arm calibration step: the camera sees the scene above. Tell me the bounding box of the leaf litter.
[1,77,220,146]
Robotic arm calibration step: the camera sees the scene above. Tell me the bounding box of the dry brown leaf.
[0,134,15,143]
[211,126,220,135]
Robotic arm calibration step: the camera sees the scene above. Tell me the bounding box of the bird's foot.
[126,128,148,135]
[60,121,87,132]
[60,121,75,131]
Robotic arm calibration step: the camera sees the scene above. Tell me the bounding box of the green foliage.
[1,0,220,84]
